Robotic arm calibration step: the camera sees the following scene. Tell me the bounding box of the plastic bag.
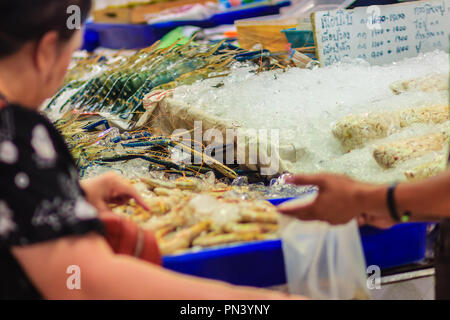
[280,216,370,299]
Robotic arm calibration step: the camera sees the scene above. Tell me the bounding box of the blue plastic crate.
[360,223,428,270]
[83,22,166,50]
[211,1,291,25]
[162,197,429,287]
[82,2,291,51]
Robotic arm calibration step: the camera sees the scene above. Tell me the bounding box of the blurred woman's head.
[0,0,91,108]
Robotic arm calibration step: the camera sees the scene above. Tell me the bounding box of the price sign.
[312,0,450,66]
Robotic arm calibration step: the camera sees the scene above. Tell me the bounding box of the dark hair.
[0,0,92,58]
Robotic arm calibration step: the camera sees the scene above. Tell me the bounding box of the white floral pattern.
[31,124,56,168]
[0,140,18,164]
[73,198,98,220]
[0,200,17,237]
[14,172,29,189]
[32,198,65,230]
[32,197,98,230]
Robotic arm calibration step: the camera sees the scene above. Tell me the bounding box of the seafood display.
[373,131,449,169]
[390,73,449,94]
[405,155,448,181]
[45,41,302,180]
[332,105,449,151]
[35,29,450,272]
[47,41,237,128]
[64,52,112,85]
[331,106,449,180]
[111,174,280,255]
[46,43,311,255]
[46,41,295,129]
[332,87,449,180]
[169,51,449,183]
[53,110,239,179]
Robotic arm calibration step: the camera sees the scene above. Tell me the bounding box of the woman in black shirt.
[0,0,293,300]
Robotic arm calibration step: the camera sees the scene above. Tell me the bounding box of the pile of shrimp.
[111,175,280,255]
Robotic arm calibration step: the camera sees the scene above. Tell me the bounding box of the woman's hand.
[277,173,396,228]
[81,172,150,216]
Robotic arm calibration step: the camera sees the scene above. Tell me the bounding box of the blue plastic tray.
[163,239,286,287]
[162,198,429,287]
[82,1,291,50]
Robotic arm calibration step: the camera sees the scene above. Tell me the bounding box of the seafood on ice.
[390,73,449,94]
[332,104,449,150]
[404,155,448,181]
[373,130,449,169]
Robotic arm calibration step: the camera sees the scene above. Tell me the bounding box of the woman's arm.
[278,170,450,227]
[12,234,298,300]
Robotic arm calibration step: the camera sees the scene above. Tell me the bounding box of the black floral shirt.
[0,104,104,300]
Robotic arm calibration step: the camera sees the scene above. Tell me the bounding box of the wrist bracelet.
[387,183,400,222]
[387,183,411,223]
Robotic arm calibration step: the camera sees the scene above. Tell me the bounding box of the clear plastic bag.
[280,216,370,299]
